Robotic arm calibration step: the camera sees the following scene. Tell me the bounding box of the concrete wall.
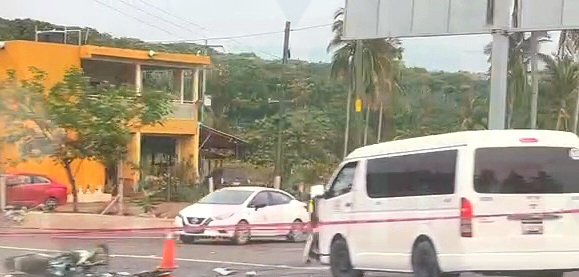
[21,212,175,230]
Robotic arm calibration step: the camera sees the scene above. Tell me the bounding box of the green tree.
[327,8,402,155]
[244,109,336,184]
[0,68,171,211]
[539,54,579,131]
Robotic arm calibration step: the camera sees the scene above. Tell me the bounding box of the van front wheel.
[329,238,363,277]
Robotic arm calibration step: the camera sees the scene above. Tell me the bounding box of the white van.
[317,130,579,277]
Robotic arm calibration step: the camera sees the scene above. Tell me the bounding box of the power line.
[292,23,332,31]
[116,0,205,38]
[91,0,183,39]
[148,23,332,43]
[131,0,281,59]
[134,0,210,38]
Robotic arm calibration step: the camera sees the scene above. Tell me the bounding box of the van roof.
[346,130,579,160]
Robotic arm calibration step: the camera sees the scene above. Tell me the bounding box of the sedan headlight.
[174,214,184,226]
[214,213,234,220]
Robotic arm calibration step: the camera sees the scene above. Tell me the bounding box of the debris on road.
[212,268,235,276]
[4,244,109,277]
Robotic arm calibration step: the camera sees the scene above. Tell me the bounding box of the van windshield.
[474,147,579,194]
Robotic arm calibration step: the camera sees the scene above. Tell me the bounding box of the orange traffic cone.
[158,233,177,271]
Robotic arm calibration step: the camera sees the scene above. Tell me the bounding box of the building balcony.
[169,101,197,120]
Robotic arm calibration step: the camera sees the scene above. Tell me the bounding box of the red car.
[4,173,68,209]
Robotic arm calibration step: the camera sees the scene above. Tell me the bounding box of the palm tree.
[484,0,550,128]
[558,30,579,58]
[558,30,579,133]
[328,8,402,154]
[539,54,579,131]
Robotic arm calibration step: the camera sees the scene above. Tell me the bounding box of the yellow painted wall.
[138,119,198,135]
[0,41,205,191]
[178,134,199,179]
[0,41,105,192]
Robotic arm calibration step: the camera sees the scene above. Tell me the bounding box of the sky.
[1,0,560,73]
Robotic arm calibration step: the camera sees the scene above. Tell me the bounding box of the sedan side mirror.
[253,203,267,210]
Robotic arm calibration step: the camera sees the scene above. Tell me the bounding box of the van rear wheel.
[329,238,363,277]
[412,240,455,277]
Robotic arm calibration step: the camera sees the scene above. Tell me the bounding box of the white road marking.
[51,236,162,240]
[0,245,327,271]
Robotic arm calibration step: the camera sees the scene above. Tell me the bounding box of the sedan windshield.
[197,190,254,205]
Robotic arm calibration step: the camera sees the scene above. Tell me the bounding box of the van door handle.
[344,202,352,207]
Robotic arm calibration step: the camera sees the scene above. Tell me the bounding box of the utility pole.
[488,0,512,130]
[273,21,291,189]
[530,32,539,129]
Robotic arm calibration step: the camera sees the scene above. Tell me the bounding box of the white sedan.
[174,186,310,245]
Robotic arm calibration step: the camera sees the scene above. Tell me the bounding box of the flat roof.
[346,130,579,160]
[80,45,211,68]
[1,40,211,68]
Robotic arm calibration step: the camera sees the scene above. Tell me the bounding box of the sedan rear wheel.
[287,219,306,242]
[44,197,58,211]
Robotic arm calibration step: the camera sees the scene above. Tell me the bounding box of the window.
[32,176,50,184]
[269,191,293,205]
[366,150,457,198]
[250,192,270,206]
[197,190,253,205]
[327,162,358,198]
[6,175,31,186]
[474,147,579,194]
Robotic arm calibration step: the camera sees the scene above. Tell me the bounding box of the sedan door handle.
[344,202,352,207]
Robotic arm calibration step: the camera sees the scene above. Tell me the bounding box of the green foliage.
[7,16,579,187]
[0,67,172,211]
[135,174,208,213]
[0,18,211,56]
[245,109,336,168]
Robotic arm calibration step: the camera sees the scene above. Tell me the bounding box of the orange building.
[0,40,212,193]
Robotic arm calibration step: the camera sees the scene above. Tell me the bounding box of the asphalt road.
[0,235,577,277]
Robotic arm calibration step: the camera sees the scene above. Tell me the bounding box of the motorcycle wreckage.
[3,244,172,277]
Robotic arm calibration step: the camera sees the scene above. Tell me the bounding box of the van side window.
[366,150,457,198]
[327,162,358,198]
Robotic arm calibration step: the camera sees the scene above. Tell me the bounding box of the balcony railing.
[169,101,197,120]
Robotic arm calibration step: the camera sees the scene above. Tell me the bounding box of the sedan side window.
[6,176,31,186]
[269,191,292,206]
[32,176,50,184]
[327,162,358,199]
[249,192,269,207]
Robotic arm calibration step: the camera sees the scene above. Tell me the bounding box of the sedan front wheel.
[232,220,250,245]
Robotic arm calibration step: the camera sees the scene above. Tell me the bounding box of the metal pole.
[276,87,285,178]
[208,177,214,193]
[573,89,579,134]
[274,21,291,186]
[530,32,539,129]
[354,41,364,145]
[117,157,124,215]
[282,21,291,64]
[0,176,5,211]
[488,0,512,130]
[343,85,352,158]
